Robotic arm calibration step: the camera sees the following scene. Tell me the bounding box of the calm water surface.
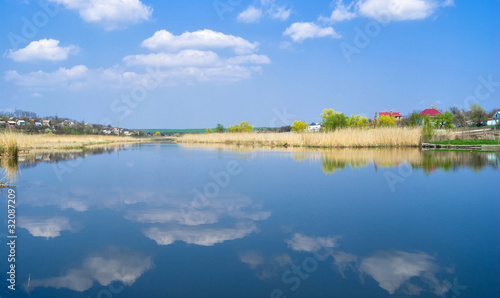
[1,144,499,297]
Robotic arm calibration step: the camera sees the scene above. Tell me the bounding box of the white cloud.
[286,233,339,252]
[124,50,221,67]
[49,0,152,30]
[18,217,72,238]
[237,6,263,23]
[359,251,449,295]
[5,65,88,88]
[357,0,438,21]
[319,0,357,23]
[268,5,292,21]
[29,248,153,292]
[144,223,257,246]
[226,54,271,65]
[7,39,76,62]
[238,0,291,23]
[141,29,259,55]
[284,22,341,42]
[239,251,264,269]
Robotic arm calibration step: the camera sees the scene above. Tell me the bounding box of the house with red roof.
[378,111,403,121]
[420,108,442,117]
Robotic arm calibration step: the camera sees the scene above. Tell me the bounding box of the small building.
[487,111,500,126]
[309,123,322,132]
[17,120,26,126]
[379,111,403,121]
[42,120,51,126]
[0,121,6,127]
[35,122,42,127]
[8,121,16,126]
[421,109,442,118]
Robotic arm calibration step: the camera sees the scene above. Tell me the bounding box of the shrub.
[377,115,396,127]
[228,121,253,133]
[214,124,225,133]
[291,121,309,132]
[154,131,161,137]
[422,115,435,141]
[321,109,348,131]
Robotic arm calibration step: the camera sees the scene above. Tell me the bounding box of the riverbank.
[0,132,152,158]
[178,128,422,148]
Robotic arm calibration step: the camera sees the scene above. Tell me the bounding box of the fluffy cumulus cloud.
[284,22,341,42]
[141,29,259,55]
[6,39,77,62]
[318,0,453,24]
[49,0,152,30]
[6,30,270,88]
[29,248,153,292]
[237,0,291,23]
[357,0,438,21]
[18,217,72,238]
[144,223,257,246]
[319,0,357,23]
[359,251,449,295]
[237,6,263,23]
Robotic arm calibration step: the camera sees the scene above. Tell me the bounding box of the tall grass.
[0,132,18,159]
[10,133,145,151]
[178,128,422,148]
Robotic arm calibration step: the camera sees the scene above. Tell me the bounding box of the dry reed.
[178,128,422,148]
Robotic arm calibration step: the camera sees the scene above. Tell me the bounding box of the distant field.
[142,127,275,134]
[142,129,206,134]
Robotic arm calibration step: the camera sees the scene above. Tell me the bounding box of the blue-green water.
[1,144,499,297]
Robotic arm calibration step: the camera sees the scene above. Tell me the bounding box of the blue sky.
[1,0,499,129]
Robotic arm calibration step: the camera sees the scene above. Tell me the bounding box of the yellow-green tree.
[154,131,161,136]
[205,128,213,133]
[291,121,309,132]
[357,117,370,128]
[228,121,253,133]
[321,108,348,131]
[377,115,396,127]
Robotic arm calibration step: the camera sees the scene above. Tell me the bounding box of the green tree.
[452,110,467,127]
[408,112,423,127]
[205,128,213,133]
[321,109,348,131]
[228,121,253,133]
[422,115,435,141]
[214,123,225,133]
[154,131,161,137]
[357,117,370,128]
[347,114,360,128]
[433,111,453,129]
[291,121,309,132]
[469,103,488,126]
[377,115,396,127]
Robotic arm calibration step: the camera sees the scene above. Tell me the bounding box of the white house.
[17,120,26,125]
[35,122,42,126]
[309,123,322,132]
[8,121,16,126]
[42,119,51,126]
[487,111,500,126]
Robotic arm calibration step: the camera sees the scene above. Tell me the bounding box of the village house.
[0,121,6,127]
[8,121,16,126]
[420,108,442,117]
[379,111,403,121]
[42,119,51,126]
[309,123,321,132]
[35,121,42,126]
[487,111,500,126]
[17,119,26,126]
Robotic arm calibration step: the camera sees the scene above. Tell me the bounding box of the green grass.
[430,139,500,145]
[427,149,500,153]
